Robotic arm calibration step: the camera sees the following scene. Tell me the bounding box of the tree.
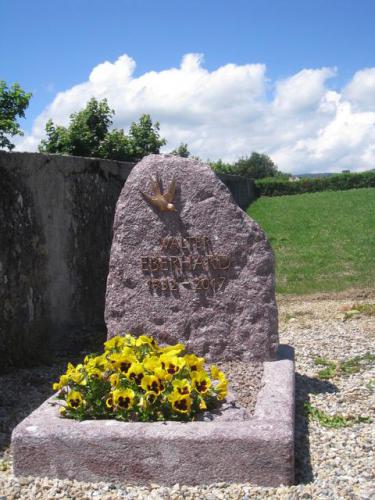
[127,114,166,160]
[39,98,114,157]
[170,142,190,158]
[0,81,32,151]
[210,153,280,179]
[65,98,114,157]
[233,152,278,179]
[98,128,132,161]
[39,119,70,154]
[39,99,166,161]
[209,159,233,174]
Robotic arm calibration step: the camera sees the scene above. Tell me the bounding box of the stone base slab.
[11,346,294,487]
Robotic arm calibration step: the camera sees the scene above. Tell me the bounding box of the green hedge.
[255,171,375,196]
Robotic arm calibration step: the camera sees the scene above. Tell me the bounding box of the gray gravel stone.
[1,293,374,498]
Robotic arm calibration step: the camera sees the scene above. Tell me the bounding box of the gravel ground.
[216,361,263,414]
[1,290,374,499]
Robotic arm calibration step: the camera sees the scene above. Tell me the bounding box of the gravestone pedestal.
[12,346,294,486]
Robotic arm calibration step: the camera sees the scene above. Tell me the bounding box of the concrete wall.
[217,173,256,209]
[0,152,133,369]
[0,152,255,370]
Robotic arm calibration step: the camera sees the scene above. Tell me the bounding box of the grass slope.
[248,188,375,294]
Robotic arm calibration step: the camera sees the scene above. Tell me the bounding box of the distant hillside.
[296,172,336,178]
[296,168,375,179]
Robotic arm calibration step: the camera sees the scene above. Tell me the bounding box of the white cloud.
[343,68,375,112]
[15,54,375,174]
[273,67,336,114]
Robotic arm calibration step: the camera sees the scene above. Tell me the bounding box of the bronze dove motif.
[140,174,177,212]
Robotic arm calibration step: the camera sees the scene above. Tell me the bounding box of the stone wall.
[0,152,255,369]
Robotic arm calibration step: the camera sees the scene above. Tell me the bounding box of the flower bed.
[53,334,228,422]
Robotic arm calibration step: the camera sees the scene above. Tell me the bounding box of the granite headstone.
[105,154,278,361]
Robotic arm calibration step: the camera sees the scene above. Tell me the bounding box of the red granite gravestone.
[105,154,278,361]
[12,154,295,487]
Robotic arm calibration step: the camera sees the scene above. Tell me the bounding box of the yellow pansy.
[144,391,158,405]
[106,394,114,409]
[156,343,185,355]
[216,379,228,400]
[123,333,136,347]
[210,366,228,399]
[66,364,86,385]
[112,388,135,410]
[143,356,168,379]
[126,362,145,386]
[104,335,126,352]
[86,367,102,380]
[184,354,205,371]
[108,349,137,373]
[69,371,86,385]
[199,398,207,410]
[64,362,78,378]
[109,373,121,387]
[210,365,226,382]
[55,332,230,422]
[168,391,192,414]
[135,335,158,349]
[191,371,211,394]
[141,375,164,395]
[143,355,160,371]
[85,354,109,371]
[160,353,185,375]
[67,390,84,409]
[172,379,191,395]
[52,374,68,391]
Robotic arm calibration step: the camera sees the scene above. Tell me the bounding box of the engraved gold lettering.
[180,237,189,250]
[142,235,231,293]
[150,279,161,290]
[181,255,192,271]
[180,280,191,287]
[188,237,196,250]
[160,238,170,251]
[202,256,210,271]
[170,279,178,290]
[218,277,225,290]
[193,278,201,290]
[207,255,219,270]
[161,279,169,291]
[192,255,204,271]
[150,257,160,272]
[218,255,230,270]
[201,277,209,290]
[160,256,169,272]
[170,237,180,251]
[196,236,206,250]
[209,278,216,290]
[141,257,150,272]
[171,256,181,271]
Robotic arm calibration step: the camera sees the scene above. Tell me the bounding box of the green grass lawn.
[248,188,375,295]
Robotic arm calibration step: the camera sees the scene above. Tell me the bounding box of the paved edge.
[11,346,294,487]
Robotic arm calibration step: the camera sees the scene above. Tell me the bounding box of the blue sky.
[2,0,375,173]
